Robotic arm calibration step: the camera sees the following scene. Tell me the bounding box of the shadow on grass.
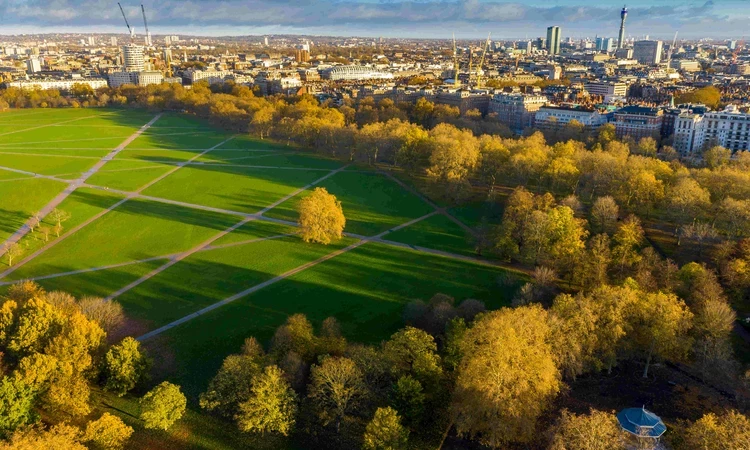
[0,208,30,240]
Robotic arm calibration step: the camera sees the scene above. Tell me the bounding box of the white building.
[122,44,144,72]
[669,60,700,72]
[7,78,108,91]
[489,93,548,133]
[673,106,750,156]
[535,106,608,129]
[110,37,118,47]
[26,58,42,74]
[633,40,663,65]
[185,69,233,84]
[584,81,628,101]
[322,65,394,81]
[137,71,163,86]
[108,71,136,88]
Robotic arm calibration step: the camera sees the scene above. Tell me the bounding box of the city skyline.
[0,0,748,39]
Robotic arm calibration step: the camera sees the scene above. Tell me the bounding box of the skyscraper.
[617,6,628,49]
[546,26,561,55]
[633,40,663,64]
[122,44,145,72]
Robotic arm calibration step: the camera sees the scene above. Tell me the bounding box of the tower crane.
[732,37,745,64]
[118,2,135,42]
[141,4,151,46]
[475,33,491,88]
[666,31,678,73]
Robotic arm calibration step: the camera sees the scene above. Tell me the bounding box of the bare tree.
[38,225,52,242]
[4,242,24,267]
[49,208,71,228]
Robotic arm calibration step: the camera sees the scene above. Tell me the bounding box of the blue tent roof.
[617,408,667,438]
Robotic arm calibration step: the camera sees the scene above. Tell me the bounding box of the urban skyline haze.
[0,0,747,39]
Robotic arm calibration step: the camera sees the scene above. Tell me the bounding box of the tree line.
[0,282,188,449]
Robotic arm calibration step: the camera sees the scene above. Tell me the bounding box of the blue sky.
[0,0,747,39]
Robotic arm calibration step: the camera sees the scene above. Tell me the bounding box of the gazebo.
[617,407,667,441]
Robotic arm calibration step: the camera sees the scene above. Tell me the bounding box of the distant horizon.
[1,0,748,40]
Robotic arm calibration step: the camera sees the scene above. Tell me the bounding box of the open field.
[0,108,521,449]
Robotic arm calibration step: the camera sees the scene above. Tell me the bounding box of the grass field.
[0,108,520,449]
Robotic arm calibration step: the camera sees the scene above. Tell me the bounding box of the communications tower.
[617,6,628,49]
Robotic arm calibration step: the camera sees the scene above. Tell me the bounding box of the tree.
[590,196,619,234]
[0,377,38,436]
[635,137,658,157]
[83,413,134,450]
[550,409,626,450]
[682,410,750,450]
[382,327,442,385]
[703,146,731,169]
[200,354,262,417]
[426,123,480,182]
[77,297,125,335]
[692,299,737,382]
[49,208,71,229]
[102,337,150,396]
[308,356,367,433]
[452,305,560,447]
[4,242,24,267]
[363,407,409,450]
[236,365,298,436]
[297,187,345,245]
[612,215,644,276]
[139,382,187,430]
[270,313,316,360]
[38,225,51,242]
[625,291,693,378]
[0,423,86,450]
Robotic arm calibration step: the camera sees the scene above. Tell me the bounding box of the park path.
[136,208,440,342]
[0,133,235,279]
[0,114,163,259]
[0,112,105,137]
[105,164,352,302]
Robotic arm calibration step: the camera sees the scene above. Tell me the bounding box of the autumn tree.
[381,327,442,385]
[48,208,71,236]
[298,187,345,245]
[236,365,298,436]
[200,354,262,417]
[77,297,125,336]
[0,377,38,436]
[0,423,86,450]
[102,337,150,396]
[139,382,187,430]
[451,305,560,447]
[363,407,409,450]
[308,356,367,433]
[682,410,750,450]
[590,196,619,234]
[4,242,24,267]
[550,409,626,450]
[83,413,134,450]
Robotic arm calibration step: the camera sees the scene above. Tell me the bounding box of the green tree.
[139,382,187,430]
[102,337,150,397]
[703,145,731,169]
[363,407,409,450]
[389,375,425,428]
[0,377,38,436]
[200,354,262,417]
[236,365,298,436]
[382,327,442,385]
[83,413,134,450]
[452,305,560,447]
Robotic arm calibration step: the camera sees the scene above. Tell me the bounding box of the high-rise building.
[165,36,171,45]
[596,37,615,53]
[110,37,118,47]
[26,58,41,74]
[264,36,269,46]
[546,26,561,55]
[122,44,145,72]
[617,6,628,49]
[729,40,738,50]
[88,36,95,46]
[536,38,547,51]
[163,48,172,64]
[633,40,663,64]
[295,43,310,63]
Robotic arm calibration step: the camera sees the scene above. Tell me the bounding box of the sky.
[0,0,748,40]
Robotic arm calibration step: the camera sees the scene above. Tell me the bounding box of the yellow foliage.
[298,187,345,245]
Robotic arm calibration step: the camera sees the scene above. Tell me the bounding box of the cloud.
[0,0,744,37]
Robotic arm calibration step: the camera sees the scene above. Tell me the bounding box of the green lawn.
[0,188,125,270]
[142,165,326,214]
[7,198,240,280]
[385,213,477,256]
[0,153,99,176]
[115,236,355,330]
[449,199,504,229]
[87,166,175,192]
[0,168,33,181]
[0,177,67,242]
[265,171,434,236]
[147,241,522,400]
[211,219,296,246]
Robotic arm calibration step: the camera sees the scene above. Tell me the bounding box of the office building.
[546,26,561,55]
[88,36,95,46]
[596,37,615,53]
[322,66,394,81]
[264,36,269,46]
[163,48,172,64]
[618,6,628,49]
[633,40,663,65]
[110,37,118,47]
[614,105,663,140]
[295,44,310,63]
[670,60,700,72]
[26,58,42,74]
[584,81,628,101]
[489,93,548,133]
[122,44,145,72]
[535,106,608,130]
[536,38,547,51]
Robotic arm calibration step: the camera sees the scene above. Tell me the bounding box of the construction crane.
[475,33,491,88]
[118,3,135,41]
[141,4,151,46]
[666,31,678,73]
[732,37,745,64]
[452,33,460,87]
